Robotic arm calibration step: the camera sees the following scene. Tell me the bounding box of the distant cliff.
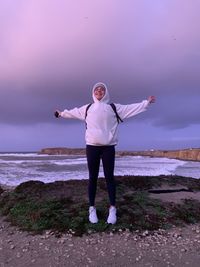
[39,147,200,161]
[39,147,86,155]
[117,148,200,161]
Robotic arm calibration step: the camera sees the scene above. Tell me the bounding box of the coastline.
[1,151,200,189]
[39,147,200,162]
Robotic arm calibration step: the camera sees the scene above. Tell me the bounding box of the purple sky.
[1,0,200,152]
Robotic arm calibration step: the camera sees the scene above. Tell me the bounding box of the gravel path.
[1,217,200,267]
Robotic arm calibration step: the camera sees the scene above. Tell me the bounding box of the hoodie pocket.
[86,129,113,145]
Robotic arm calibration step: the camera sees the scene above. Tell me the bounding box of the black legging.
[86,145,116,206]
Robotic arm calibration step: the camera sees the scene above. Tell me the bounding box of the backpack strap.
[85,103,92,128]
[85,103,92,120]
[110,103,123,123]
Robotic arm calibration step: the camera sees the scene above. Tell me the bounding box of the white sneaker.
[89,206,98,223]
[107,206,117,224]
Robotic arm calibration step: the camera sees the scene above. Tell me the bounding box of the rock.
[14,180,45,195]
[39,147,86,155]
[16,252,21,258]
[0,186,4,195]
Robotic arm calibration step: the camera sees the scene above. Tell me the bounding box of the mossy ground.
[0,175,200,236]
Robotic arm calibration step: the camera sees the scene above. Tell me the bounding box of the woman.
[55,82,155,224]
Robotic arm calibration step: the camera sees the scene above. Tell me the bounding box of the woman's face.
[94,86,105,101]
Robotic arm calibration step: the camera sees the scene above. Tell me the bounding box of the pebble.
[16,252,21,258]
[142,230,149,236]
[57,239,65,244]
[181,248,187,252]
[87,257,92,263]
[136,255,142,262]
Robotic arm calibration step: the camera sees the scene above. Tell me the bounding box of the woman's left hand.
[148,96,156,104]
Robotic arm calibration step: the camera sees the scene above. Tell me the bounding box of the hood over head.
[92,82,110,103]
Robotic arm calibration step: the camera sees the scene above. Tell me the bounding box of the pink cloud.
[0,0,116,81]
[0,0,200,86]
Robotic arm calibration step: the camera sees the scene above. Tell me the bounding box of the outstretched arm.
[115,96,155,120]
[54,104,88,121]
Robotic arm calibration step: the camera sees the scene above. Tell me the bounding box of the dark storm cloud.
[152,95,200,129]
[1,0,200,129]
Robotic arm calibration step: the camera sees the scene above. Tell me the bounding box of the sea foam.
[0,153,199,187]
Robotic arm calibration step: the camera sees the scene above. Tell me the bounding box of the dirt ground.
[0,216,200,267]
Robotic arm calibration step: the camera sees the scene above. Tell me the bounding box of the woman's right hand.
[54,110,61,118]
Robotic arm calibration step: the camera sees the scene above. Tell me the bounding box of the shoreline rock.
[39,147,86,155]
[1,175,200,238]
[118,148,200,161]
[39,147,200,161]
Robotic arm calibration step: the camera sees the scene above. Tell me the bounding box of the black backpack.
[85,103,123,125]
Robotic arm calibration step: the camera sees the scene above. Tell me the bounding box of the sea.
[0,152,200,187]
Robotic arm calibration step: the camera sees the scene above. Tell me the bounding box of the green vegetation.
[0,175,200,236]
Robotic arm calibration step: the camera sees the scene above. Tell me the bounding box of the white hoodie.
[60,82,149,146]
